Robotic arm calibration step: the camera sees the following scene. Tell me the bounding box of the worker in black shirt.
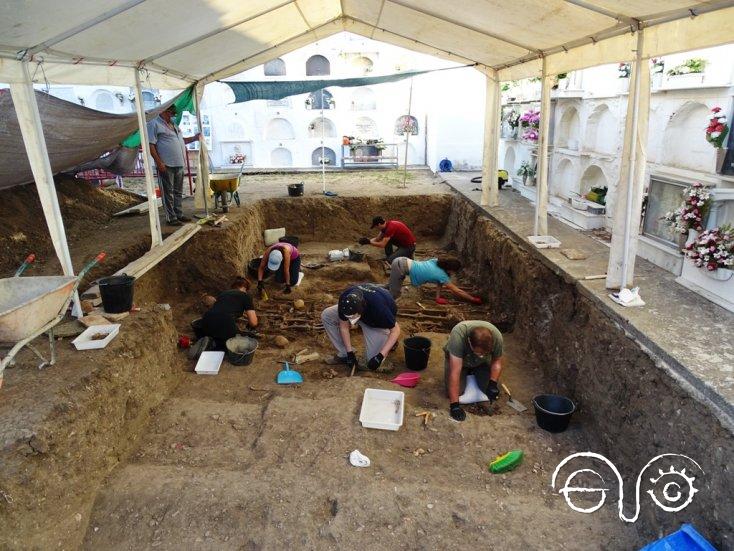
[190,276,257,359]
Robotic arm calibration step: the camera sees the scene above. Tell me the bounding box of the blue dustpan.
[277,361,303,385]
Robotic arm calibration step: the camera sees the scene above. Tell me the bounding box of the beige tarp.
[1,1,733,89]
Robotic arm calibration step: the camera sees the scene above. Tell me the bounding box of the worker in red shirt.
[359,216,416,262]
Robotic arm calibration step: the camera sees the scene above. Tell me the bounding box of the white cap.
[267,249,284,271]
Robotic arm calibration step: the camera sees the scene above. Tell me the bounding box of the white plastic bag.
[349,449,370,467]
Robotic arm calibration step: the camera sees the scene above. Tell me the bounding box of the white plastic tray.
[195,351,224,375]
[72,324,121,350]
[527,235,562,249]
[359,388,405,431]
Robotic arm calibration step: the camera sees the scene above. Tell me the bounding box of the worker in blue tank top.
[387,256,482,304]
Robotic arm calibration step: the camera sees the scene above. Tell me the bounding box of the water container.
[287,182,304,197]
[98,274,135,314]
[640,524,716,551]
[403,336,431,371]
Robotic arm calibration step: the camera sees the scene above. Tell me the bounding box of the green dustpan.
[277,361,303,385]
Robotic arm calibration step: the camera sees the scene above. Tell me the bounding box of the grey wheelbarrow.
[0,252,106,389]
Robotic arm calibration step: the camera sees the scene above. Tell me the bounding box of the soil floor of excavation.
[80,240,641,549]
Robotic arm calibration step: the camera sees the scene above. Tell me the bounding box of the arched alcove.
[307,89,333,110]
[308,117,336,138]
[394,115,419,135]
[556,106,581,150]
[351,56,374,74]
[584,104,618,154]
[311,147,336,166]
[661,102,712,171]
[93,90,114,111]
[306,55,330,76]
[554,158,578,198]
[270,147,292,167]
[354,116,378,138]
[264,118,294,140]
[580,164,608,198]
[264,58,286,76]
[351,87,376,110]
[503,147,516,174]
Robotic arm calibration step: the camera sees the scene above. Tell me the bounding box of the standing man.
[321,283,400,373]
[359,216,416,262]
[147,104,201,226]
[444,321,504,422]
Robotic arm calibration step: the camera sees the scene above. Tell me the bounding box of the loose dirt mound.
[0,175,141,276]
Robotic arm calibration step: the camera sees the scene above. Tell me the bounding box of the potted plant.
[517,161,536,186]
[662,182,711,247]
[684,225,734,281]
[666,57,707,87]
[706,107,730,173]
[519,109,540,142]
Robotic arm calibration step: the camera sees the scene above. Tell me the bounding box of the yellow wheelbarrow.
[209,161,244,213]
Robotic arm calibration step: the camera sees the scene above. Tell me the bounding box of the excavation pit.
[0,191,731,549]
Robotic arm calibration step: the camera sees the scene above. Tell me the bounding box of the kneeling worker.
[444,321,503,422]
[359,216,416,263]
[190,276,258,359]
[256,240,301,294]
[387,255,482,305]
[321,283,400,373]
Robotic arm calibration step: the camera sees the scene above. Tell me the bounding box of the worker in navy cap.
[320,283,400,373]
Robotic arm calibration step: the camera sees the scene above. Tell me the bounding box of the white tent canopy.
[1,1,733,88]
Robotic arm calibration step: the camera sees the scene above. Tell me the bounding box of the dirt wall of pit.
[0,310,181,550]
[445,196,733,547]
[134,195,452,305]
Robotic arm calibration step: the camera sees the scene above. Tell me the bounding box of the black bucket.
[287,183,304,197]
[279,235,300,247]
[403,336,431,371]
[225,336,258,366]
[247,258,262,278]
[532,394,576,433]
[98,274,135,314]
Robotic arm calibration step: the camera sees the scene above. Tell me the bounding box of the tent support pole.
[193,83,210,216]
[533,58,552,237]
[9,61,82,317]
[321,89,326,193]
[401,78,414,188]
[133,68,163,247]
[480,70,500,207]
[606,30,650,289]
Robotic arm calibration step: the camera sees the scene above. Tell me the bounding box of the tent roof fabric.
[0,1,733,87]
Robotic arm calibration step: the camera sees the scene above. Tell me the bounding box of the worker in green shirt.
[443,321,504,422]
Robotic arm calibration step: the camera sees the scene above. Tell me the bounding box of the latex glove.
[470,296,483,305]
[346,351,358,369]
[358,237,371,245]
[449,402,466,422]
[435,296,449,305]
[487,380,500,402]
[283,285,292,294]
[367,352,384,371]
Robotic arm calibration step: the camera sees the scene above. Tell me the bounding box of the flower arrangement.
[662,182,711,234]
[618,63,631,78]
[651,58,665,74]
[229,153,246,164]
[517,161,536,183]
[684,225,734,271]
[519,109,540,128]
[705,107,729,149]
[521,128,539,142]
[667,57,707,76]
[395,115,419,135]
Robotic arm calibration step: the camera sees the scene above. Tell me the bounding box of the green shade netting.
[222,70,431,103]
[120,85,195,148]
